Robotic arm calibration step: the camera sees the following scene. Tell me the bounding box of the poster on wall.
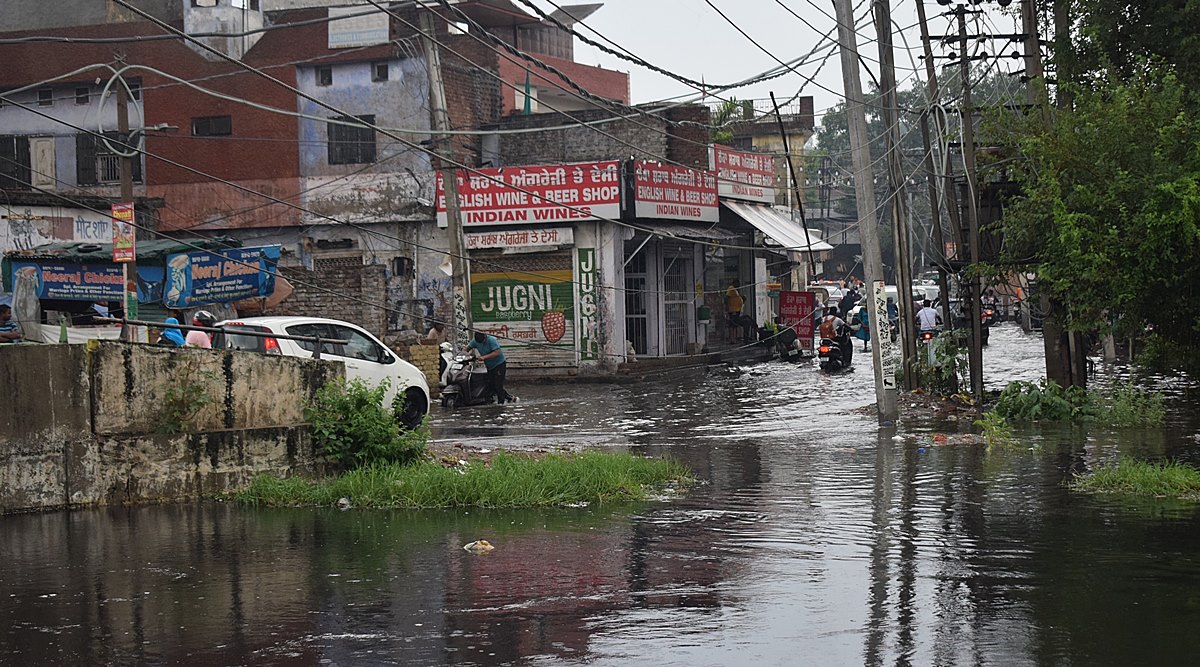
[576,248,599,361]
[163,245,281,308]
[872,280,899,390]
[709,144,777,204]
[111,202,135,263]
[437,161,621,227]
[779,290,816,351]
[631,161,719,222]
[470,269,575,352]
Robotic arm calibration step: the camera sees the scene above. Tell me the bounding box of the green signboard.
[576,248,599,361]
[470,269,574,350]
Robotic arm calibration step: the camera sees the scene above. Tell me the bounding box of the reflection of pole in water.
[863,430,894,666]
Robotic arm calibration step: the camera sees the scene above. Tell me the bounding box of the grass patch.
[1071,460,1200,499]
[237,451,693,509]
[991,378,1165,427]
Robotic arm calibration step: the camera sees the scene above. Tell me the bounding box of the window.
[127,79,141,100]
[332,325,389,363]
[327,114,376,165]
[75,132,142,186]
[372,62,388,82]
[75,87,90,105]
[192,115,232,136]
[37,89,52,107]
[316,66,332,87]
[0,136,31,188]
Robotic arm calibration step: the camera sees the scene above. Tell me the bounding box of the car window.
[215,324,271,352]
[330,324,388,363]
[285,323,343,356]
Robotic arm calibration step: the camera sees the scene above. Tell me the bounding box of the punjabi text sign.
[779,290,816,350]
[464,227,574,250]
[437,161,621,227]
[709,145,776,204]
[631,161,719,222]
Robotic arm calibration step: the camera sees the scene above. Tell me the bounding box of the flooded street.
[4,323,1200,665]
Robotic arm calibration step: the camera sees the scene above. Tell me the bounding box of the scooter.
[918,329,940,367]
[440,349,493,408]
[773,325,809,362]
[818,336,852,372]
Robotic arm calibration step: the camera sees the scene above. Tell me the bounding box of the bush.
[305,378,427,469]
[992,378,1164,427]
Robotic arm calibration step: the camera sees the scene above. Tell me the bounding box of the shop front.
[437,161,625,374]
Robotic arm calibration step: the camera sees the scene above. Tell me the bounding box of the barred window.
[327,114,376,165]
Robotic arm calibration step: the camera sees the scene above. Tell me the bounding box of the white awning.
[722,201,834,252]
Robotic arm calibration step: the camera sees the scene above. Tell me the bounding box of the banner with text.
[11,261,124,301]
[111,202,135,263]
[465,227,574,251]
[470,269,575,352]
[575,248,599,361]
[164,245,281,308]
[437,161,621,227]
[631,161,719,222]
[779,290,817,351]
[709,145,776,204]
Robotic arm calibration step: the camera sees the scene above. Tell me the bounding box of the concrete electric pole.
[419,8,472,350]
[833,0,898,421]
[956,7,986,404]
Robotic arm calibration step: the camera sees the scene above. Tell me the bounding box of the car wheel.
[397,387,428,430]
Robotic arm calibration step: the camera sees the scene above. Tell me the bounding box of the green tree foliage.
[998,66,1200,347]
[1073,0,1200,92]
[305,379,427,469]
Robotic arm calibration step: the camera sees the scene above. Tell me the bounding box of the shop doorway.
[624,250,649,355]
[663,253,691,355]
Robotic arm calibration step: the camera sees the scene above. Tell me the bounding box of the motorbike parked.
[918,329,941,367]
[440,346,493,408]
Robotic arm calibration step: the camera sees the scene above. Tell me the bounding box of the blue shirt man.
[467,332,515,403]
[0,305,23,343]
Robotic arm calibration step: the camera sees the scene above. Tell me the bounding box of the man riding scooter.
[818,304,853,370]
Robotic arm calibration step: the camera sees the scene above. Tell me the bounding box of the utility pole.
[833,0,897,422]
[115,64,138,343]
[915,0,959,391]
[419,8,471,350]
[872,0,917,390]
[956,6,985,404]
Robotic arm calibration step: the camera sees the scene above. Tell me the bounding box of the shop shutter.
[470,249,577,369]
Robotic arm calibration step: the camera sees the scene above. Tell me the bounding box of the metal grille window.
[37,89,52,106]
[372,62,388,82]
[0,136,31,188]
[192,115,232,136]
[75,132,142,185]
[327,115,376,165]
[75,87,90,105]
[316,66,333,87]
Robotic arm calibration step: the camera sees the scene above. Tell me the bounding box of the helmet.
[827,305,839,317]
[439,342,453,353]
[192,310,216,327]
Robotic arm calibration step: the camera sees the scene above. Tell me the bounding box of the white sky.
[526,0,1025,125]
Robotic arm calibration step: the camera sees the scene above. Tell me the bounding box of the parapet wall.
[0,342,343,513]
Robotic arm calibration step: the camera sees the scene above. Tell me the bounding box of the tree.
[998,66,1200,352]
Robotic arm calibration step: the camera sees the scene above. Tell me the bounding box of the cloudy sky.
[526,0,1025,124]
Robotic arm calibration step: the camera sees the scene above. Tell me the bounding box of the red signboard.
[631,161,719,222]
[436,161,621,227]
[779,290,816,350]
[709,145,776,204]
[111,202,135,263]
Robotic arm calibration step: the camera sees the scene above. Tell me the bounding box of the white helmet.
[439,342,453,353]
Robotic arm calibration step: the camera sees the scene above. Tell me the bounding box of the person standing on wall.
[467,331,516,404]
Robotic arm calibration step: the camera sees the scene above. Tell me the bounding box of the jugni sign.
[471,270,574,350]
[576,248,599,360]
[164,245,281,308]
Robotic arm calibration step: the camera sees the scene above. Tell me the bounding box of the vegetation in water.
[305,378,426,469]
[236,451,693,509]
[911,329,969,396]
[1071,460,1200,500]
[974,411,1018,450]
[989,379,1163,428]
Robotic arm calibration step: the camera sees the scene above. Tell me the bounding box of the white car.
[212,316,430,429]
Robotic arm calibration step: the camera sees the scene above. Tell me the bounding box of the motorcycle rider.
[915,299,941,334]
[818,304,853,367]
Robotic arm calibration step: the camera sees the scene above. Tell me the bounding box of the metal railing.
[96,317,348,359]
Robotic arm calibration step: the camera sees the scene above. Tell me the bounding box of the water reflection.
[4,323,1200,665]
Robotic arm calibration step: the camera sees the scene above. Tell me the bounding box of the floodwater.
[4,323,1200,666]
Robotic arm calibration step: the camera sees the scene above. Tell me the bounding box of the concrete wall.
[0,341,343,514]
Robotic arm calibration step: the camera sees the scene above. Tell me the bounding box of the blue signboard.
[163,245,280,308]
[11,261,125,301]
